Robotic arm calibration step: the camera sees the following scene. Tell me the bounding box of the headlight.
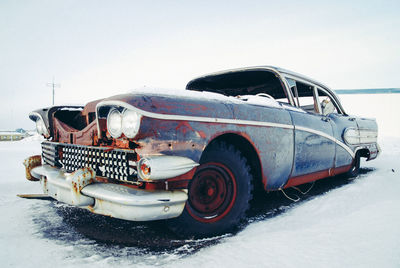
[121,109,141,138]
[35,118,49,137]
[107,108,122,138]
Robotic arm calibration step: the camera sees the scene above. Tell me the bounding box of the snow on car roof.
[130,86,241,102]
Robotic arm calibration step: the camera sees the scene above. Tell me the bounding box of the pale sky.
[1,0,399,130]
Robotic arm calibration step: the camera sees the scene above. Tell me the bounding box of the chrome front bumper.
[30,164,188,221]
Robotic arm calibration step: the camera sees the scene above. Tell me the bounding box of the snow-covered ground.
[0,94,399,268]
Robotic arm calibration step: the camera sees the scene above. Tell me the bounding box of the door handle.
[349,117,356,121]
[321,117,330,122]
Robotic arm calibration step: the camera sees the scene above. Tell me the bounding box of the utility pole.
[47,76,60,105]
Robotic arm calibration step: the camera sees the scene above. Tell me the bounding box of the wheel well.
[357,148,370,159]
[204,133,264,190]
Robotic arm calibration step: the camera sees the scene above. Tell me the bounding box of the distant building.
[0,129,30,141]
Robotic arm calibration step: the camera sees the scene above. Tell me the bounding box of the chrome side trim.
[96,100,356,158]
[295,126,355,158]
[359,128,378,144]
[96,100,295,139]
[97,101,295,129]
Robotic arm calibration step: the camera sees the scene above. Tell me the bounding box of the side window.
[286,78,318,113]
[296,81,318,113]
[284,77,341,115]
[317,89,339,115]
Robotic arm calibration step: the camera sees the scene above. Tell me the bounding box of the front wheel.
[167,142,254,237]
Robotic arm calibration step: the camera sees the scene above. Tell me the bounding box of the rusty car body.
[24,66,379,236]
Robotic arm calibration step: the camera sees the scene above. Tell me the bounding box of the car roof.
[187,65,332,92]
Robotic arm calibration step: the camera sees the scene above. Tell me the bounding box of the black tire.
[167,141,254,238]
[346,151,361,178]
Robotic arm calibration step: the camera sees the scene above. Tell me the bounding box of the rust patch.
[333,164,352,176]
[72,181,79,194]
[72,168,95,192]
[115,139,130,148]
[284,169,330,188]
[175,121,194,135]
[89,199,112,217]
[87,205,95,213]
[197,130,207,139]
[95,176,109,183]
[23,155,42,181]
[43,177,47,193]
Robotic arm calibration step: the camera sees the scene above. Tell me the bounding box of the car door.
[285,78,336,178]
[317,88,358,172]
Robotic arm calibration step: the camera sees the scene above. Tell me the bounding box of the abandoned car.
[24,66,379,237]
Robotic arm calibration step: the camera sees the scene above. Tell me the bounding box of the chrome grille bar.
[41,141,138,183]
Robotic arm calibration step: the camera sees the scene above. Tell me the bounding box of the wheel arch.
[355,147,371,159]
[203,133,265,191]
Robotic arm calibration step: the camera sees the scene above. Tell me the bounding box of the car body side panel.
[335,144,354,168]
[135,121,294,191]
[133,102,295,191]
[355,117,378,133]
[354,116,379,160]
[328,113,357,168]
[231,103,294,189]
[288,110,335,177]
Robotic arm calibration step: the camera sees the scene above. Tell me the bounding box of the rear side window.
[285,78,341,115]
[317,89,339,115]
[286,78,318,113]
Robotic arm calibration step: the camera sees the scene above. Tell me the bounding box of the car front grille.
[41,141,138,183]
[41,142,61,167]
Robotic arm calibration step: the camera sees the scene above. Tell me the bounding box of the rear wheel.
[167,141,253,237]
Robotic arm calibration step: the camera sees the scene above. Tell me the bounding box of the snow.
[0,94,399,268]
[130,87,238,102]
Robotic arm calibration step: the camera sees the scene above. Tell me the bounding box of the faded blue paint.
[328,113,357,168]
[288,110,335,177]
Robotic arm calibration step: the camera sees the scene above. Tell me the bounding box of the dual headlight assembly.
[107,108,141,139]
[34,108,141,140]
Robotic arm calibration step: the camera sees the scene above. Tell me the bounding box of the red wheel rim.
[187,162,237,223]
